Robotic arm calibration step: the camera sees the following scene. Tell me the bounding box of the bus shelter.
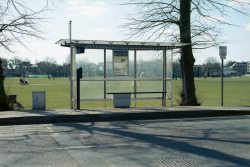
[56,39,187,109]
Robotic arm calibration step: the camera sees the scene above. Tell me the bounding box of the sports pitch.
[4,77,250,110]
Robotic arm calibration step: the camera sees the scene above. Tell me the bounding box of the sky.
[1,0,250,65]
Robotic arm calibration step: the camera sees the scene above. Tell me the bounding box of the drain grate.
[154,158,199,167]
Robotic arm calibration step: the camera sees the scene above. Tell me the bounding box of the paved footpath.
[1,116,250,167]
[0,106,250,126]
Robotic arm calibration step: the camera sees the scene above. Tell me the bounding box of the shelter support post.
[162,49,167,106]
[134,50,137,107]
[104,49,107,108]
[70,47,73,109]
[71,47,76,110]
[69,21,73,109]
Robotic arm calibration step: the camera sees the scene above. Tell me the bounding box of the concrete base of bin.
[32,91,46,110]
[113,94,131,108]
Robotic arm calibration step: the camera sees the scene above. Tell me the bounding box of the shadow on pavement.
[55,120,250,167]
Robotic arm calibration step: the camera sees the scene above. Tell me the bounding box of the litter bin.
[113,94,131,108]
[32,91,46,110]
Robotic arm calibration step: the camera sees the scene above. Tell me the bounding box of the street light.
[219,46,227,106]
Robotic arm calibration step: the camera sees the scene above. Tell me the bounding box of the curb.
[1,109,250,126]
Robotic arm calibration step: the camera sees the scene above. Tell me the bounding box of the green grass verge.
[4,77,70,109]
[4,77,250,109]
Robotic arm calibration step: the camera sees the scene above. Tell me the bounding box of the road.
[0,116,250,167]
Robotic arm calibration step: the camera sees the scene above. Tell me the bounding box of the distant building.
[27,64,39,75]
[3,64,16,77]
[224,67,236,76]
[54,65,70,77]
[247,61,250,74]
[231,62,247,75]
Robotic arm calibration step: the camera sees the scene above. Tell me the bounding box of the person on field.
[25,79,29,85]
[19,78,24,85]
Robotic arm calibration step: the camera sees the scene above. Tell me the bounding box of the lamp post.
[219,46,227,106]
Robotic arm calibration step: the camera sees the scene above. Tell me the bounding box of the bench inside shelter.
[107,92,167,108]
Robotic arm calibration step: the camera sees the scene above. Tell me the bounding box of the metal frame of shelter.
[56,39,188,109]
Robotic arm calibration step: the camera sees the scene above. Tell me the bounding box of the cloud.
[68,0,82,5]
[245,24,250,31]
[67,0,108,17]
[92,28,107,32]
[96,1,105,5]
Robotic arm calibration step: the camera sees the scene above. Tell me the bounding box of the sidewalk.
[0,106,250,126]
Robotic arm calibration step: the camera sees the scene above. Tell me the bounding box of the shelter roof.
[56,39,189,50]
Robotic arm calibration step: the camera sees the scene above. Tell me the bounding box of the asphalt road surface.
[1,116,250,167]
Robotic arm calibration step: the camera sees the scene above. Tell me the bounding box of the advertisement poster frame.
[113,50,129,76]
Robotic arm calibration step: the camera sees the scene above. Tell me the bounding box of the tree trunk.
[179,0,199,105]
[0,58,10,111]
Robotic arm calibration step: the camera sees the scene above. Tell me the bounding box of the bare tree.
[204,57,220,77]
[0,0,51,110]
[123,0,250,105]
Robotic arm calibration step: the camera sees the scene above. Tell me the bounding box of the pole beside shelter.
[219,46,227,106]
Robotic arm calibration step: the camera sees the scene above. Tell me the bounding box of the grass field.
[4,77,250,109]
[4,77,70,109]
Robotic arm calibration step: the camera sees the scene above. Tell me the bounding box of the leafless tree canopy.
[0,0,53,110]
[122,0,249,106]
[0,0,51,52]
[123,0,250,49]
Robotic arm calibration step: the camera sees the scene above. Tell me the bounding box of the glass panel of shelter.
[75,48,172,108]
